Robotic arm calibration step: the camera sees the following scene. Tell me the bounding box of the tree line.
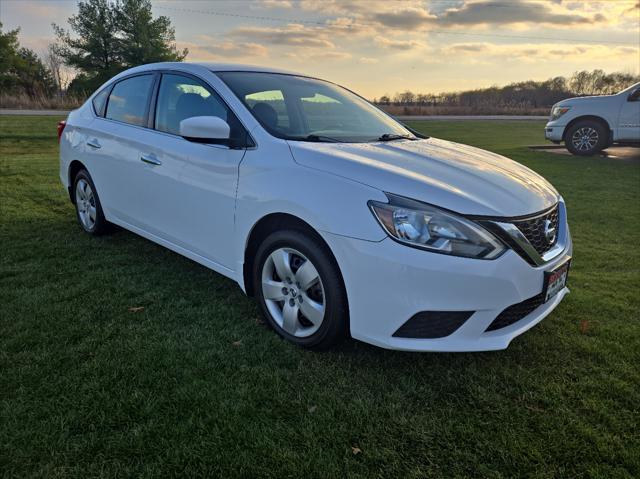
[0,0,186,106]
[374,70,639,110]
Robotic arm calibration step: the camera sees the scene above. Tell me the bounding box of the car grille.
[511,206,559,255]
[485,293,545,332]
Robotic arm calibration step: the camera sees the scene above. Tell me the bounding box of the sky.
[1,0,639,98]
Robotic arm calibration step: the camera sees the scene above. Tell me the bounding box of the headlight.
[369,194,506,259]
[550,106,571,121]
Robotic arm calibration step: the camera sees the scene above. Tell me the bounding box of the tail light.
[57,120,67,143]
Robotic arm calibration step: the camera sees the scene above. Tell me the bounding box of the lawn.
[1,116,639,478]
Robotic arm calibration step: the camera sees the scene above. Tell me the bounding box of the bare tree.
[44,44,64,94]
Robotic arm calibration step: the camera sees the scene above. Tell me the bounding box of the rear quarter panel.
[59,105,95,190]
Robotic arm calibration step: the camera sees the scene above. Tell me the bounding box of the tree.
[15,48,55,96]
[375,69,638,110]
[117,0,187,67]
[394,90,415,105]
[53,0,122,93]
[416,93,429,105]
[53,0,187,94]
[0,23,22,92]
[44,44,66,94]
[0,23,54,97]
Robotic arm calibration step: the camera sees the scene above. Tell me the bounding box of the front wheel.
[253,229,348,350]
[565,120,607,156]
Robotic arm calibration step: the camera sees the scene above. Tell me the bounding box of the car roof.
[127,62,303,76]
[201,62,301,75]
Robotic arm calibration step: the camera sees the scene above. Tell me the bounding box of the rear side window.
[92,87,109,117]
[105,75,154,126]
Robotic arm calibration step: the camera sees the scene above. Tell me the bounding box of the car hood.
[555,94,615,107]
[288,137,559,217]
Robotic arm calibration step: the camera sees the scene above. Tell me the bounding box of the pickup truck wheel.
[565,120,607,156]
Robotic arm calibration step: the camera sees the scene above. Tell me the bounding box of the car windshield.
[216,71,414,143]
[619,81,640,94]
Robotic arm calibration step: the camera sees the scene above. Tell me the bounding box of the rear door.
[132,72,249,269]
[85,73,157,225]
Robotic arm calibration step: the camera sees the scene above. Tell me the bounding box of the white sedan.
[59,62,572,352]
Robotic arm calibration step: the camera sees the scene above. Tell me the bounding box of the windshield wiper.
[378,133,418,142]
[287,134,345,143]
[305,134,346,143]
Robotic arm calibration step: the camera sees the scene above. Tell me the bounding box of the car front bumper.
[323,229,572,352]
[544,122,565,142]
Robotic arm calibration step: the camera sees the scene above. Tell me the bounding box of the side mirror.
[628,89,640,102]
[180,116,231,144]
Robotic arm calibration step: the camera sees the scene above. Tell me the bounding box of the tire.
[253,229,348,350]
[72,169,110,235]
[565,120,608,156]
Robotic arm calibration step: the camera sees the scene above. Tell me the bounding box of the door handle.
[140,153,162,166]
[86,138,101,149]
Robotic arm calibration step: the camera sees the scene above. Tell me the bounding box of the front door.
[618,87,640,141]
[133,73,248,269]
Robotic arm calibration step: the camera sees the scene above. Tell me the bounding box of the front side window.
[105,75,154,126]
[154,74,232,135]
[216,71,412,142]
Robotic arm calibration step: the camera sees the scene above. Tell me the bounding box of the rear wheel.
[565,120,607,156]
[73,169,110,235]
[253,229,348,350]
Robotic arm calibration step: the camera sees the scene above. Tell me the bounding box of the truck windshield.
[216,71,414,143]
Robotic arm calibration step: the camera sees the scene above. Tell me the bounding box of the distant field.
[1,116,639,477]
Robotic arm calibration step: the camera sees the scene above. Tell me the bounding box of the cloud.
[231,24,335,49]
[446,43,489,53]
[284,50,351,61]
[225,22,355,63]
[374,36,426,51]
[180,39,269,62]
[435,1,607,26]
[443,41,637,63]
[209,41,269,57]
[259,0,294,8]
[624,1,640,13]
[297,0,381,16]
[373,7,437,29]
[10,0,62,18]
[368,1,608,30]
[119,1,640,68]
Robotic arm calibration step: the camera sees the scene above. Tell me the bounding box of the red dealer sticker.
[544,258,571,302]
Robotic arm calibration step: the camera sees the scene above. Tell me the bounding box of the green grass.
[1,116,639,478]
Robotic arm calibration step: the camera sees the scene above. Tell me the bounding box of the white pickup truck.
[545,82,640,156]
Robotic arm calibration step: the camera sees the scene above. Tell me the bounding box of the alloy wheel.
[76,178,97,230]
[571,127,599,151]
[261,247,326,337]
